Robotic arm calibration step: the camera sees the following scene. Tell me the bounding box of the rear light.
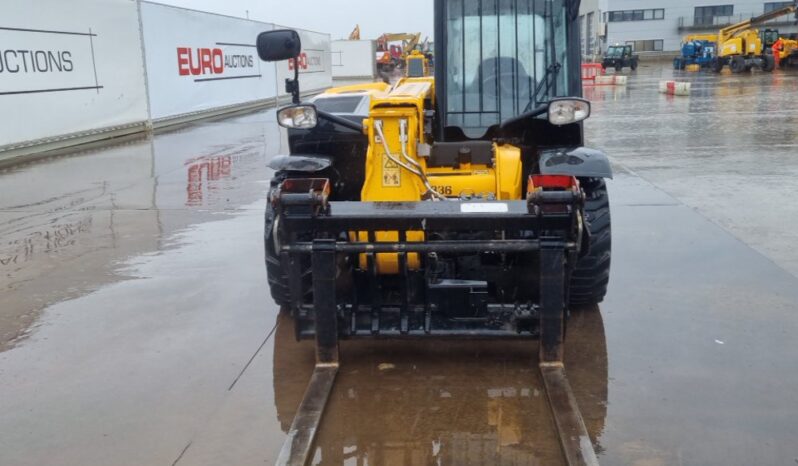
[528,175,579,192]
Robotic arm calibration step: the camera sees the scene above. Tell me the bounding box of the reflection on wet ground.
[585,62,798,277]
[1,64,798,465]
[269,307,606,466]
[0,117,280,350]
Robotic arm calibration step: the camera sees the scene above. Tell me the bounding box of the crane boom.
[719,3,798,42]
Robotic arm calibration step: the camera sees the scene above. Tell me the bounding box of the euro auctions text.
[0,49,74,73]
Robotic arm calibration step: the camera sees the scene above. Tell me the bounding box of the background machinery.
[405,49,430,77]
[710,2,798,73]
[602,44,638,72]
[376,32,422,72]
[348,24,361,41]
[257,0,611,464]
[773,34,798,67]
[673,34,717,70]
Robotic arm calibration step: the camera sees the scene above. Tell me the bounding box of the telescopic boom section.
[719,2,798,42]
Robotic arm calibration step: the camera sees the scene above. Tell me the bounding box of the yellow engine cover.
[353,79,523,275]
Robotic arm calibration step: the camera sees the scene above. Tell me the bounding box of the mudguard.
[268,154,332,173]
[539,147,613,179]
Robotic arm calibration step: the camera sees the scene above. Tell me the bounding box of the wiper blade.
[524,62,562,113]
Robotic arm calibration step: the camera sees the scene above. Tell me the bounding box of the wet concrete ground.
[1,63,798,465]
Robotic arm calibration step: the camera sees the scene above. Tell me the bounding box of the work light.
[548,99,591,126]
[277,105,318,129]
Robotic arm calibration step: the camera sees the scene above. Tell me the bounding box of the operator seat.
[478,56,533,104]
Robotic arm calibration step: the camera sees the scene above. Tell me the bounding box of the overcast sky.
[154,0,435,40]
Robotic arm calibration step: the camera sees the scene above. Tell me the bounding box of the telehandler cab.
[258,1,610,464]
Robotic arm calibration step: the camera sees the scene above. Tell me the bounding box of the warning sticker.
[382,155,401,187]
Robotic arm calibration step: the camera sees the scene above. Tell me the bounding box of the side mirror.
[257,29,302,62]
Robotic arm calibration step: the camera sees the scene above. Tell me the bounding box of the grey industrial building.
[579,0,798,60]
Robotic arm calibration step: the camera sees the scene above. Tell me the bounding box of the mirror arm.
[319,111,364,133]
[292,61,300,104]
[499,104,549,130]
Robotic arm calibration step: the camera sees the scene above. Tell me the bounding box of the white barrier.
[593,75,627,86]
[140,2,278,121]
[659,81,691,96]
[0,0,149,150]
[332,40,377,80]
[276,27,333,97]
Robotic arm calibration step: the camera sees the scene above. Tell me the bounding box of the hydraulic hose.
[374,120,446,201]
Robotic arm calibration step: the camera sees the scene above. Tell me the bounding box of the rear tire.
[570,178,612,306]
[730,56,746,73]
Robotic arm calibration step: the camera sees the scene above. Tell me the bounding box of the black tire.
[265,202,291,308]
[631,59,638,71]
[264,173,312,310]
[569,178,611,306]
[762,55,776,72]
[615,64,622,73]
[711,58,724,73]
[730,56,746,73]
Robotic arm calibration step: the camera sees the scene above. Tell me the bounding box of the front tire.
[265,172,312,311]
[762,54,776,72]
[570,178,612,306]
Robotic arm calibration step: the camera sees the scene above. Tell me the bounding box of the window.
[312,95,368,114]
[626,39,664,52]
[607,8,665,22]
[586,12,595,55]
[579,15,586,56]
[444,0,571,136]
[765,2,793,13]
[694,5,733,26]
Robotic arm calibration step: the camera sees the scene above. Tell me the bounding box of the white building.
[579,1,798,60]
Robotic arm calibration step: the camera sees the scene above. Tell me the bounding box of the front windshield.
[445,0,570,137]
[606,46,624,57]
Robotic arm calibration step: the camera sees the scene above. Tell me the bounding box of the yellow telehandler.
[258,1,608,464]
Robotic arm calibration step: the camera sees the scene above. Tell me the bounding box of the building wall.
[579,0,798,57]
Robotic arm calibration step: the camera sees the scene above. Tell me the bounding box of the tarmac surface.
[2,63,798,465]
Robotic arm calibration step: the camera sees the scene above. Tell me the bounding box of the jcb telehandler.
[258,1,610,464]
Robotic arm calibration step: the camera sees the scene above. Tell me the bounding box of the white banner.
[276,27,333,97]
[0,0,149,147]
[140,2,278,120]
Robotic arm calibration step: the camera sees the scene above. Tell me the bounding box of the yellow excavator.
[348,25,361,41]
[711,2,798,73]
